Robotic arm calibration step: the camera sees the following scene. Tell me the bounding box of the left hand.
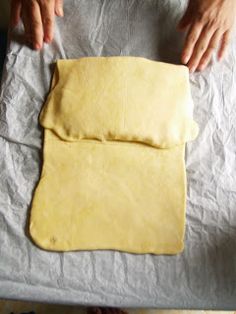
[178,0,236,72]
[10,0,64,50]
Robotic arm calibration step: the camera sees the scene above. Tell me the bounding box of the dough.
[40,57,198,148]
[29,57,198,254]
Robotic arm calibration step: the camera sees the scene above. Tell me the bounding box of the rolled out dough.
[29,56,198,254]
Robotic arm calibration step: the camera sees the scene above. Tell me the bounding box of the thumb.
[177,3,192,31]
[10,0,21,28]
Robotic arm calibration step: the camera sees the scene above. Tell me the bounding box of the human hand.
[10,0,64,50]
[178,0,236,72]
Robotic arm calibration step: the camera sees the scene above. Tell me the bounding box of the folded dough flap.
[40,57,199,148]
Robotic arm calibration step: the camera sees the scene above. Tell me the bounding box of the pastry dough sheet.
[29,57,197,254]
[40,58,198,148]
[30,130,186,253]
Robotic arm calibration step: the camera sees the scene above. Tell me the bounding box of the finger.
[197,30,222,71]
[218,31,230,61]
[10,0,22,28]
[27,0,44,50]
[40,0,55,43]
[178,3,194,31]
[55,0,64,17]
[181,22,204,64]
[187,25,216,72]
[21,10,33,44]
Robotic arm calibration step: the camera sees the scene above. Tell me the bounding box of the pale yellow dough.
[29,57,198,254]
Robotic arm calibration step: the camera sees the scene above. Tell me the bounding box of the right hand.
[10,0,64,50]
[178,0,236,72]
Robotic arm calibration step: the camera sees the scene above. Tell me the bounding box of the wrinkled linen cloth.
[0,0,236,309]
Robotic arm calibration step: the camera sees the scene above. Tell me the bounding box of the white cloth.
[0,0,236,309]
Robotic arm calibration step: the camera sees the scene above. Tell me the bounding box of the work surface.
[0,0,236,309]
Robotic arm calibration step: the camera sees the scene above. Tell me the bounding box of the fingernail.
[189,66,195,73]
[182,54,189,64]
[34,43,41,50]
[199,63,206,71]
[44,36,51,43]
[58,7,64,17]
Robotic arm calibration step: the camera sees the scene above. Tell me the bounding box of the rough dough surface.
[29,57,198,254]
